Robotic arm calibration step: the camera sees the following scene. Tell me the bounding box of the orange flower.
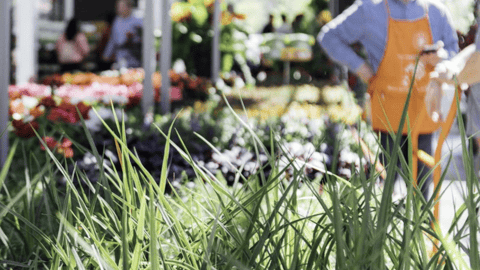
[9,90,22,100]
[233,13,246,20]
[153,72,162,89]
[10,100,25,116]
[59,147,74,158]
[221,11,233,25]
[58,138,74,158]
[29,106,45,118]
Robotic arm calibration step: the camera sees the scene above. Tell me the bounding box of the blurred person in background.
[103,0,143,69]
[95,12,116,71]
[292,14,305,33]
[55,18,90,73]
[276,14,292,34]
[262,14,275,33]
[318,0,459,201]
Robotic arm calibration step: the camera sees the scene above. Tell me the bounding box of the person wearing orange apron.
[318,0,459,200]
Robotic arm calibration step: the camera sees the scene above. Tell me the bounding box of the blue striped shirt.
[317,0,459,73]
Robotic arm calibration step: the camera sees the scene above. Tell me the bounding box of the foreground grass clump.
[0,97,479,269]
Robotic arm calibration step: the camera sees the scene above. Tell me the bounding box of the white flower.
[96,107,113,120]
[234,77,245,89]
[102,95,128,105]
[21,96,39,109]
[85,120,102,132]
[12,113,23,120]
[173,59,186,74]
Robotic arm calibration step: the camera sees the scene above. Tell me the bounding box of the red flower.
[76,102,91,120]
[12,120,39,139]
[47,102,79,124]
[39,96,56,108]
[40,136,58,150]
[47,108,77,123]
[39,137,74,158]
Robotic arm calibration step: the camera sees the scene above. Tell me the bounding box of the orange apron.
[368,0,440,134]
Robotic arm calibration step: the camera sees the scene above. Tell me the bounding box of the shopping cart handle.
[417,150,435,169]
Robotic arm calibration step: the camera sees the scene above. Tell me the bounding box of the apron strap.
[385,0,429,19]
[384,0,391,18]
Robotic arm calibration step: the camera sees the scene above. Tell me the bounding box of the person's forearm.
[432,44,480,86]
[103,40,115,60]
[318,33,365,72]
[456,48,480,85]
[450,44,476,70]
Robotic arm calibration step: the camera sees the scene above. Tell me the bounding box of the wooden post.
[0,0,11,166]
[160,0,172,114]
[142,0,155,119]
[211,0,221,84]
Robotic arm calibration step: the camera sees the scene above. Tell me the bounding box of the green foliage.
[169,0,249,78]
[0,60,479,268]
[0,90,479,268]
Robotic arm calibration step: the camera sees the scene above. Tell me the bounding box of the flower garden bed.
[3,69,478,268]
[6,70,376,190]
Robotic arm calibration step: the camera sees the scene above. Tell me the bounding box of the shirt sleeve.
[317,0,367,72]
[438,6,459,58]
[103,22,116,59]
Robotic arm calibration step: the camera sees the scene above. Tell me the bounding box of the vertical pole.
[15,0,37,84]
[211,0,221,84]
[64,0,75,21]
[142,0,155,119]
[283,61,290,85]
[154,0,161,30]
[0,0,11,166]
[160,0,172,114]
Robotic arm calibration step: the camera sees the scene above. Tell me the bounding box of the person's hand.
[420,41,448,67]
[430,60,459,84]
[424,60,459,123]
[355,62,374,84]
